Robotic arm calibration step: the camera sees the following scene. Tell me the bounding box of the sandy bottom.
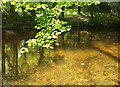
[5,48,119,85]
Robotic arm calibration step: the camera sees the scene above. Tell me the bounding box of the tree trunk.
[38,47,44,66]
[62,6,65,18]
[59,6,65,19]
[23,52,27,63]
[91,11,93,18]
[78,6,81,15]
[77,32,80,46]
[23,39,27,63]
[13,44,18,76]
[2,40,5,76]
[90,5,94,19]
[61,33,65,49]
[53,41,56,50]
[6,54,13,75]
[118,2,120,26]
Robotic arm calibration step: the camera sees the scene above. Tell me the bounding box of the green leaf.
[49,46,54,49]
[19,47,28,54]
[3,0,7,4]
[10,2,16,5]
[55,43,59,46]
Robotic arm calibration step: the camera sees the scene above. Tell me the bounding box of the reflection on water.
[0,48,1,86]
[2,27,119,77]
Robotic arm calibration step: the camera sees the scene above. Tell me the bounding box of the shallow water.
[2,27,119,85]
[4,48,119,85]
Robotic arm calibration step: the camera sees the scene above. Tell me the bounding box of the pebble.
[81,63,85,65]
[84,79,88,81]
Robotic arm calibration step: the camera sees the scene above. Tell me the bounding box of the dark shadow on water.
[93,48,120,63]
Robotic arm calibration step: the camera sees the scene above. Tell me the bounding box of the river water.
[2,27,119,85]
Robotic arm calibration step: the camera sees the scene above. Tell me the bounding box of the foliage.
[3,2,71,49]
[57,1,100,16]
[1,1,101,50]
[89,13,119,26]
[19,47,28,54]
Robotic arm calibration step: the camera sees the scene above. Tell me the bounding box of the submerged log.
[91,41,119,62]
